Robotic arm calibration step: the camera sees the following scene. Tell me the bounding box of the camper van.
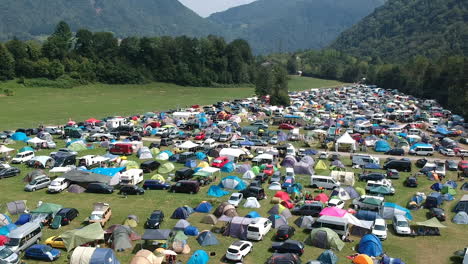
[351,154,380,166]
[109,143,133,155]
[409,145,434,156]
[252,154,274,165]
[428,118,440,126]
[5,222,42,253]
[77,155,107,168]
[119,169,144,185]
[313,215,349,237]
[310,175,340,189]
[106,117,128,129]
[246,218,272,241]
[290,128,300,141]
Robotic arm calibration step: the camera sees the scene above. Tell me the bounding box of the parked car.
[371,218,388,240]
[24,175,51,192]
[255,173,269,184]
[246,217,272,241]
[44,236,66,249]
[271,240,305,256]
[228,193,244,207]
[11,151,35,164]
[263,164,276,176]
[119,185,145,195]
[174,168,194,181]
[211,156,230,168]
[140,160,160,173]
[88,202,112,227]
[145,210,164,229]
[278,123,295,130]
[241,186,266,200]
[24,245,60,261]
[0,167,20,179]
[170,180,200,194]
[439,147,455,157]
[393,215,412,236]
[458,161,468,170]
[251,139,268,146]
[266,253,301,264]
[291,202,324,217]
[446,160,458,171]
[159,138,174,146]
[142,180,170,190]
[86,183,114,194]
[327,198,345,209]
[430,207,446,222]
[352,195,384,211]
[269,137,278,145]
[358,173,385,182]
[55,208,79,225]
[269,173,282,184]
[47,177,69,193]
[385,148,404,156]
[0,246,19,264]
[275,225,296,241]
[404,177,418,187]
[225,240,253,262]
[383,159,412,172]
[386,169,400,179]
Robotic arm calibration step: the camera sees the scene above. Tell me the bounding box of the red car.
[212,156,230,168]
[281,200,295,209]
[263,164,275,176]
[278,123,295,130]
[194,132,206,140]
[458,160,468,170]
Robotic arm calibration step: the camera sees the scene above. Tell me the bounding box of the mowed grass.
[1,138,467,264]
[0,76,341,130]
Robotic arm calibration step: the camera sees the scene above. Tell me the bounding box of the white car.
[372,218,388,240]
[439,148,455,157]
[11,151,35,164]
[246,217,272,241]
[228,193,244,207]
[327,198,345,209]
[318,152,328,159]
[269,137,278,145]
[393,215,412,236]
[225,240,253,261]
[47,177,70,193]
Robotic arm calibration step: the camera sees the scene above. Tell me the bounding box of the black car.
[170,180,200,194]
[385,148,405,156]
[445,160,458,171]
[383,159,412,172]
[111,126,134,136]
[241,186,266,200]
[145,210,164,229]
[140,160,161,173]
[86,183,114,194]
[177,152,196,164]
[430,207,446,221]
[415,158,428,168]
[119,185,145,195]
[404,177,418,187]
[255,173,269,183]
[160,138,173,146]
[291,202,324,217]
[271,240,304,256]
[267,253,301,264]
[175,168,195,181]
[269,173,282,184]
[358,173,385,182]
[0,167,21,179]
[55,208,79,225]
[275,225,296,241]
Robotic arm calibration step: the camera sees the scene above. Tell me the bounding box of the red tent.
[314,193,329,203]
[274,191,291,201]
[0,235,9,246]
[85,118,100,124]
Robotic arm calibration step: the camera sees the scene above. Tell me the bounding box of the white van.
[119,169,144,185]
[290,128,300,141]
[11,151,35,164]
[351,154,380,166]
[285,168,295,178]
[246,218,272,241]
[310,175,340,189]
[387,127,403,134]
[5,222,42,253]
[407,128,421,136]
[47,177,70,193]
[313,215,349,237]
[428,118,439,126]
[409,146,434,156]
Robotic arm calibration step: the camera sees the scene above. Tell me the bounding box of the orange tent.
[353,254,373,264]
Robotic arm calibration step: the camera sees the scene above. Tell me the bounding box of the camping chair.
[50,215,62,229]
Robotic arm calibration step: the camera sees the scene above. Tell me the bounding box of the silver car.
[25,176,51,192]
[0,246,20,264]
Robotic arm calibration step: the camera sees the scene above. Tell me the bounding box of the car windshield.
[374,225,386,231]
[0,247,13,258]
[90,214,103,220]
[247,226,259,232]
[150,214,161,220]
[213,160,222,164]
[50,181,61,186]
[5,238,20,247]
[397,221,409,227]
[230,196,239,201]
[30,179,40,185]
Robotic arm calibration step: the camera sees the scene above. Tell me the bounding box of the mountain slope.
[209,0,384,54]
[0,0,221,41]
[330,0,468,61]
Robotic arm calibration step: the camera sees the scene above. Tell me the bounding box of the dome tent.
[171,207,190,219]
[307,227,344,251]
[243,197,261,208]
[70,247,120,264]
[158,162,175,174]
[187,250,209,264]
[196,230,219,246]
[194,202,212,213]
[207,186,229,197]
[374,140,391,152]
[317,250,338,264]
[357,234,383,257]
[219,176,246,190]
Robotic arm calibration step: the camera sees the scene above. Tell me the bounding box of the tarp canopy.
[31,203,62,217]
[415,217,446,228]
[62,170,111,184]
[62,223,105,251]
[207,185,229,197]
[335,132,357,152]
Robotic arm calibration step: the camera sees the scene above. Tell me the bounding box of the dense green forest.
[0,0,221,41]
[330,0,468,62]
[209,0,384,54]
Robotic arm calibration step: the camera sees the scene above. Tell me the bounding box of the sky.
[178,0,257,17]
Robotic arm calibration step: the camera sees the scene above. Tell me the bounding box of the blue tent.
[317,250,338,264]
[445,181,458,189]
[19,146,34,153]
[436,126,450,136]
[197,231,219,246]
[88,248,120,264]
[246,211,261,218]
[14,214,31,225]
[11,132,28,141]
[187,250,209,264]
[442,194,454,201]
[355,210,380,221]
[221,162,235,173]
[431,183,443,191]
[184,226,199,236]
[358,234,383,257]
[88,167,125,177]
[194,202,212,213]
[171,207,190,219]
[219,176,246,190]
[380,256,405,264]
[185,160,197,168]
[383,202,413,220]
[207,186,229,197]
[374,140,391,152]
[195,152,207,160]
[169,154,179,162]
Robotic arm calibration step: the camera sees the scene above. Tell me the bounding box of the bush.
[23,75,81,89]
[3,88,14,96]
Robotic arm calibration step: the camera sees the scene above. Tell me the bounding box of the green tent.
[251,166,260,175]
[193,170,211,178]
[314,160,328,171]
[308,227,345,251]
[441,186,456,195]
[370,186,393,195]
[31,203,62,217]
[126,160,139,170]
[168,230,188,244]
[67,142,87,152]
[355,187,366,196]
[415,217,447,228]
[150,148,160,156]
[151,174,165,181]
[362,197,383,206]
[61,223,104,252]
[158,162,175,174]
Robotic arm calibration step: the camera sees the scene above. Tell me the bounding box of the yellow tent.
[197,161,210,168]
[151,174,165,182]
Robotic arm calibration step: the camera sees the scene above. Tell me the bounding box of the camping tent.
[415,217,447,228]
[294,216,314,229]
[223,217,255,239]
[62,223,105,251]
[282,155,297,168]
[185,226,199,236]
[6,200,27,215]
[320,207,347,218]
[242,170,256,179]
[201,215,217,225]
[194,202,212,213]
[245,211,260,218]
[268,214,288,228]
[0,145,14,154]
[137,147,153,159]
[452,211,468,224]
[111,225,139,252]
[130,249,161,264]
[31,203,62,218]
[357,234,383,257]
[70,247,120,264]
[382,202,413,220]
[314,160,328,171]
[171,207,190,219]
[174,219,190,231]
[314,193,329,203]
[68,184,86,193]
[317,250,338,264]
[187,250,209,264]
[353,254,373,264]
[308,227,344,251]
[330,171,355,186]
[221,162,235,173]
[374,140,391,152]
[11,132,28,141]
[197,231,219,246]
[335,132,357,152]
[294,161,315,175]
[219,176,246,190]
[158,162,175,174]
[268,182,282,190]
[244,197,261,208]
[207,186,229,197]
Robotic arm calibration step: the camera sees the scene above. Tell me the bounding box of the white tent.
[156,152,170,161]
[330,171,355,186]
[335,132,357,152]
[27,137,46,144]
[242,170,255,179]
[268,182,282,190]
[0,145,14,154]
[178,141,199,151]
[243,197,261,208]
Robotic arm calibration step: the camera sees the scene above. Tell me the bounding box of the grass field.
[0,76,342,131]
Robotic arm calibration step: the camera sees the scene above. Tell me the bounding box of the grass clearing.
[0,76,342,130]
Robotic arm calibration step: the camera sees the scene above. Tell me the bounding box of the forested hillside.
[330,0,468,62]
[209,0,384,54]
[0,0,220,41]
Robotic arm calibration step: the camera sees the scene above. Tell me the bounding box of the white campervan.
[310,175,340,189]
[409,145,434,156]
[119,169,144,185]
[246,218,272,241]
[11,151,35,164]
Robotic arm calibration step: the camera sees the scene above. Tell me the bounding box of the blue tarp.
[410,143,433,150]
[358,234,383,257]
[246,211,261,218]
[374,140,391,152]
[87,167,125,177]
[207,186,229,197]
[194,202,212,213]
[0,224,17,236]
[187,250,209,264]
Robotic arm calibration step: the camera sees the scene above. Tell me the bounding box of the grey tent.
[236,164,251,174]
[452,211,468,224]
[267,205,282,215]
[317,250,338,264]
[62,170,111,184]
[196,231,219,246]
[68,184,86,193]
[142,229,172,240]
[281,155,297,168]
[294,216,314,229]
[174,219,190,231]
[300,156,315,166]
[6,200,27,215]
[293,162,315,175]
[112,225,136,252]
[223,217,255,239]
[268,214,288,228]
[214,202,230,217]
[201,214,217,225]
[23,169,46,183]
[137,147,153,160]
